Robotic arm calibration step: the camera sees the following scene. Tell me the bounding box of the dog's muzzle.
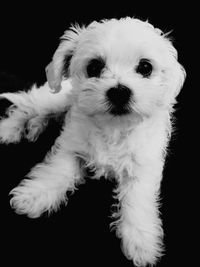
[105,84,133,115]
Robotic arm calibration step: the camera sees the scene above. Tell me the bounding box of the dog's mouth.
[106,104,132,116]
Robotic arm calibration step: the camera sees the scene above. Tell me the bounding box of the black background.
[0,2,196,267]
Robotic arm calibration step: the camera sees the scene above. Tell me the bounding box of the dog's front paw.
[9,180,50,218]
[123,241,163,267]
[9,179,66,218]
[120,224,164,267]
[128,245,162,267]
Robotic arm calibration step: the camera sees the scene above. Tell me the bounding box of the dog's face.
[46,18,185,121]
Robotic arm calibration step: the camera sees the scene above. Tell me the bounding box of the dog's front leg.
[117,161,164,267]
[9,148,81,218]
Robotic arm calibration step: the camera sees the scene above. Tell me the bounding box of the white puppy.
[0,17,185,266]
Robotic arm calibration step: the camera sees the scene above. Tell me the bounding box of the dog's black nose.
[106,84,132,105]
[106,84,132,115]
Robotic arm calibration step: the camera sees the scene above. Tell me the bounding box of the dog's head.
[46,17,185,120]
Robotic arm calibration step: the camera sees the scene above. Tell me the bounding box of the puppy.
[0,17,185,266]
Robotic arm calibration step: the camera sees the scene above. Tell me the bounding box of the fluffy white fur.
[0,17,185,266]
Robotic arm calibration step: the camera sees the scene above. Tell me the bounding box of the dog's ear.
[173,62,186,98]
[167,57,186,105]
[46,25,84,93]
[162,41,186,106]
[163,62,186,108]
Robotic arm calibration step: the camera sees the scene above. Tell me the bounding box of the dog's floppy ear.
[173,62,186,98]
[162,41,186,106]
[46,25,84,93]
[167,56,186,105]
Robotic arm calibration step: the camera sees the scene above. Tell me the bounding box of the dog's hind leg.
[0,80,72,143]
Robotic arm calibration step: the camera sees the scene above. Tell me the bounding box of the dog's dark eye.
[136,59,153,78]
[86,58,105,78]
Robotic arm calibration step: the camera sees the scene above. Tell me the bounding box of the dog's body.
[0,17,185,266]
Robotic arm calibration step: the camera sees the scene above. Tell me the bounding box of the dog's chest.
[88,128,134,176]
